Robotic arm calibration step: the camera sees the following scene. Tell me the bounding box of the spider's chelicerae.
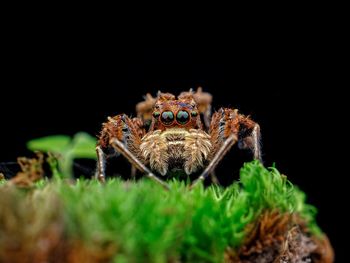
[96,88,261,189]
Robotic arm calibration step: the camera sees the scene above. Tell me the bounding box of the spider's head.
[151,91,202,131]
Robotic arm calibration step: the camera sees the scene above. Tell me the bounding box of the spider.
[96,88,261,189]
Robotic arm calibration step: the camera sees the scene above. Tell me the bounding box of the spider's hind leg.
[193,87,213,131]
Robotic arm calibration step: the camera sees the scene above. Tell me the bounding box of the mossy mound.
[0,161,333,262]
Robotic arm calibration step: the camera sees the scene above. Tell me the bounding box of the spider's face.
[151,92,201,131]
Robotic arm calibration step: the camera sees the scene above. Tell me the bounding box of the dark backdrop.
[1,47,344,261]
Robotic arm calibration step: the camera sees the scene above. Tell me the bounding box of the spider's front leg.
[96,115,169,189]
[96,115,143,182]
[236,112,262,161]
[191,108,261,187]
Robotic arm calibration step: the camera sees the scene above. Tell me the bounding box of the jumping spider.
[96,88,261,189]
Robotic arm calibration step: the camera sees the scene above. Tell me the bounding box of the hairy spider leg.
[110,139,170,190]
[251,124,262,161]
[190,134,237,188]
[96,146,107,183]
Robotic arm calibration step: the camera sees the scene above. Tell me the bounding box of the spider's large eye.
[161,111,174,125]
[176,110,190,125]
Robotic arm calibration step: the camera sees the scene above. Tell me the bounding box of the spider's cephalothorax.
[140,91,211,176]
[96,88,261,188]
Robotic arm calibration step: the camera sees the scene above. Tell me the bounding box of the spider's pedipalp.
[183,129,212,175]
[140,130,169,176]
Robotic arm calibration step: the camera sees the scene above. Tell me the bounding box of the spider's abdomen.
[140,128,212,176]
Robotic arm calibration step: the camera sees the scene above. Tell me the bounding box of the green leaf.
[27,135,71,153]
[70,132,97,159]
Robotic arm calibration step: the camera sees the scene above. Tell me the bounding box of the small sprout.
[27,132,97,178]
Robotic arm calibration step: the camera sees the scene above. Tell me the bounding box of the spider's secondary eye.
[153,111,160,118]
[191,111,198,117]
[161,111,174,125]
[176,110,190,125]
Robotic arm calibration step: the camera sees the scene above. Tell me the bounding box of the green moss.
[0,161,321,263]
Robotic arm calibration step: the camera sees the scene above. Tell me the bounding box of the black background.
[1,45,345,261]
